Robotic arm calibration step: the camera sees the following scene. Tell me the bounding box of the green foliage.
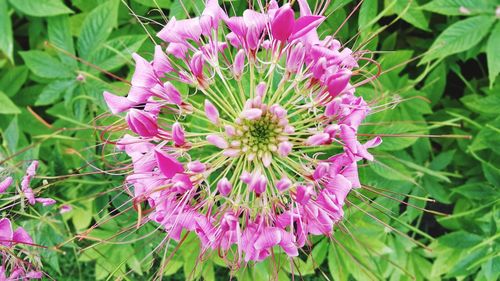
[0,0,498,280]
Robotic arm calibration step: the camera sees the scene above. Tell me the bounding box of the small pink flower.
[60,205,72,214]
[233,49,245,78]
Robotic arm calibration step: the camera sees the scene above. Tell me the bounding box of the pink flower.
[172,122,186,146]
[217,178,232,196]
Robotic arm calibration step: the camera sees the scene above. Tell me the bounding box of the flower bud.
[233,49,246,79]
[207,134,228,149]
[204,99,220,124]
[126,109,158,138]
[217,177,232,196]
[172,122,186,146]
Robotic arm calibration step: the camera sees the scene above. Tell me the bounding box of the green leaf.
[0,91,20,114]
[421,16,495,63]
[77,0,118,60]
[421,0,492,16]
[487,22,500,88]
[89,35,147,71]
[0,66,29,97]
[19,50,73,79]
[48,15,77,68]
[0,0,13,61]
[8,0,72,17]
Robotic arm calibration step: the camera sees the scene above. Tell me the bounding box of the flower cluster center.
[238,113,283,154]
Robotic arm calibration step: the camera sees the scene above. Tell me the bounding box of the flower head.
[104,0,381,263]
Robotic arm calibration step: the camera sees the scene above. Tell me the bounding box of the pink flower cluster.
[103,0,380,263]
[1,161,55,206]
[0,218,42,280]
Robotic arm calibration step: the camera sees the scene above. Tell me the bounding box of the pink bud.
[207,134,228,149]
[126,109,158,138]
[224,125,236,136]
[240,171,252,184]
[172,122,185,146]
[60,205,72,214]
[256,82,267,97]
[271,4,294,41]
[262,152,272,167]
[153,45,173,77]
[23,186,35,205]
[163,82,182,105]
[241,108,262,120]
[249,172,267,195]
[204,99,220,124]
[26,161,38,177]
[190,51,205,78]
[305,133,330,146]
[233,49,246,79]
[276,177,291,192]
[36,198,56,206]
[286,42,305,73]
[278,141,293,156]
[0,177,13,194]
[327,69,351,98]
[217,178,232,196]
[313,162,330,180]
[103,91,135,114]
[187,160,206,173]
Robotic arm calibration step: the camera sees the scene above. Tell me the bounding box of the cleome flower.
[103,0,381,264]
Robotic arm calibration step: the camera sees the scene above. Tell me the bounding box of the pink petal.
[155,149,184,179]
[326,69,351,97]
[276,177,291,192]
[103,91,135,114]
[278,141,293,156]
[254,227,281,250]
[271,5,295,41]
[153,45,173,77]
[327,174,352,205]
[289,16,325,40]
[0,218,13,246]
[131,53,158,87]
[305,132,330,146]
[339,124,357,154]
[13,227,33,245]
[187,161,206,173]
[163,82,183,105]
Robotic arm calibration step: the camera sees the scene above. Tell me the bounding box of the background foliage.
[0,0,498,280]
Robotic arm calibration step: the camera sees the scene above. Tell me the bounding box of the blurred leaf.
[358,0,378,30]
[77,0,119,60]
[439,231,484,248]
[132,0,171,8]
[394,0,429,31]
[19,50,73,79]
[0,91,20,114]
[487,22,500,87]
[0,0,13,61]
[0,66,29,97]
[8,0,73,17]
[421,16,495,63]
[35,80,76,106]
[421,0,492,16]
[89,35,147,71]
